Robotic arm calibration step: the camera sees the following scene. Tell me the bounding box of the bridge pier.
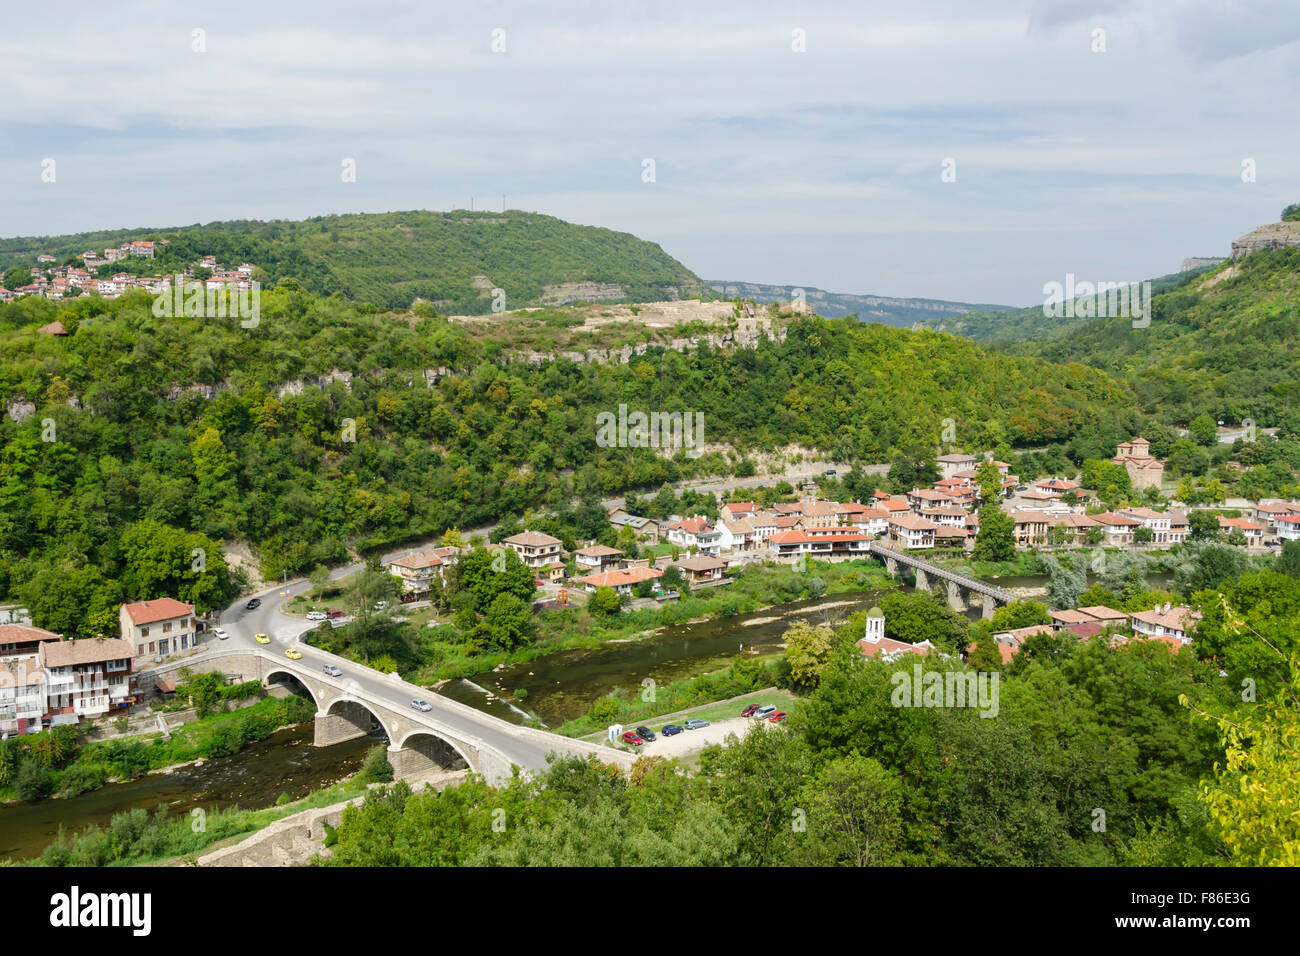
[314,700,377,747]
[914,568,928,592]
[885,557,898,578]
[982,593,996,619]
[946,580,966,613]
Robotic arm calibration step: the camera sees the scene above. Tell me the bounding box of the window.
[141,626,150,637]
[163,622,172,633]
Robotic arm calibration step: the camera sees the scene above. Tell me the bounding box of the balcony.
[74,696,109,717]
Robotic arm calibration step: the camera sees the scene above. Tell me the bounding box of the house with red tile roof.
[119,598,198,662]
[887,514,937,549]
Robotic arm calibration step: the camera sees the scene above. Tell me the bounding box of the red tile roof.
[121,598,194,626]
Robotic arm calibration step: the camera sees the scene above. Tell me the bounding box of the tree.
[1188,414,1218,447]
[973,505,1015,562]
[1189,510,1221,541]
[788,755,905,865]
[587,586,622,617]
[966,635,1006,673]
[1135,526,1154,544]
[1041,554,1086,609]
[974,461,1002,502]
[783,620,835,690]
[2,266,29,291]
[343,557,401,661]
[1277,540,1300,578]
[479,593,536,650]
[454,546,535,613]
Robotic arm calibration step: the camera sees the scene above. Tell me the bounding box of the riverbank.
[0,693,316,808]
[0,722,376,865]
[406,558,896,687]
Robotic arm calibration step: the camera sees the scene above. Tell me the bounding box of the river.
[0,724,375,863]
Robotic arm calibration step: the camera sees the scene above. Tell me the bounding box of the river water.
[0,724,375,863]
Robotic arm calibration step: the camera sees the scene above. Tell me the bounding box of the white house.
[119,598,198,662]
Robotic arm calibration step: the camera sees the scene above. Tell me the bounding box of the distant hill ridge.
[706,279,1015,326]
[0,210,710,313]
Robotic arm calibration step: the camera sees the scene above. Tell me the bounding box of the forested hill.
[0,210,709,312]
[1004,247,1300,431]
[907,264,1221,344]
[0,287,1136,635]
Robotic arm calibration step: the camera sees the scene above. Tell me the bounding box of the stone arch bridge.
[151,648,630,784]
[867,542,1013,618]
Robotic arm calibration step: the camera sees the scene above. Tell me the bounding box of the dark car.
[824,469,836,477]
[621,731,644,746]
[634,725,656,742]
[245,597,261,610]
[662,724,684,736]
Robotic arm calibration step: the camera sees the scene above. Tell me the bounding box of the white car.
[306,611,327,621]
[213,627,229,640]
[373,601,388,611]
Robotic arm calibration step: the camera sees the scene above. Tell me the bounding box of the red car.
[325,610,345,619]
[621,731,644,746]
[767,711,787,723]
[741,704,762,717]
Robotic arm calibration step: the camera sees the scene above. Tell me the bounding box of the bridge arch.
[315,694,391,747]
[264,668,320,707]
[390,729,473,777]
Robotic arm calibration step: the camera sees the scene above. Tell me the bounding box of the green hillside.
[1008,248,1300,431]
[0,210,709,312]
[0,286,1136,635]
[911,265,1221,344]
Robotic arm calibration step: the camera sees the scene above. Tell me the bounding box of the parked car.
[285,647,302,660]
[322,664,343,678]
[254,633,270,645]
[741,703,762,717]
[245,598,261,610]
[306,611,326,621]
[621,731,644,746]
[767,710,787,723]
[824,469,836,477]
[213,627,229,640]
[662,724,684,736]
[635,725,656,741]
[410,699,433,712]
[752,705,777,719]
[325,610,345,619]
[683,718,710,730]
[373,601,388,611]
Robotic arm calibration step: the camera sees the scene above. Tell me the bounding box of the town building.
[119,598,198,663]
[41,637,134,724]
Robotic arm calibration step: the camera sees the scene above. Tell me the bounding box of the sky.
[2,0,1298,306]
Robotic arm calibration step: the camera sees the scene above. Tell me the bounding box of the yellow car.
[285,647,302,660]
[255,633,271,645]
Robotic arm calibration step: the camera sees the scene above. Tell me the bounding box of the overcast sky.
[3,0,1298,305]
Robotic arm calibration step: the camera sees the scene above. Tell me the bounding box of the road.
[207,578,621,776]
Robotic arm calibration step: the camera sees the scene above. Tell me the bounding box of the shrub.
[587,696,620,724]
[57,762,107,798]
[360,745,394,783]
[15,759,53,801]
